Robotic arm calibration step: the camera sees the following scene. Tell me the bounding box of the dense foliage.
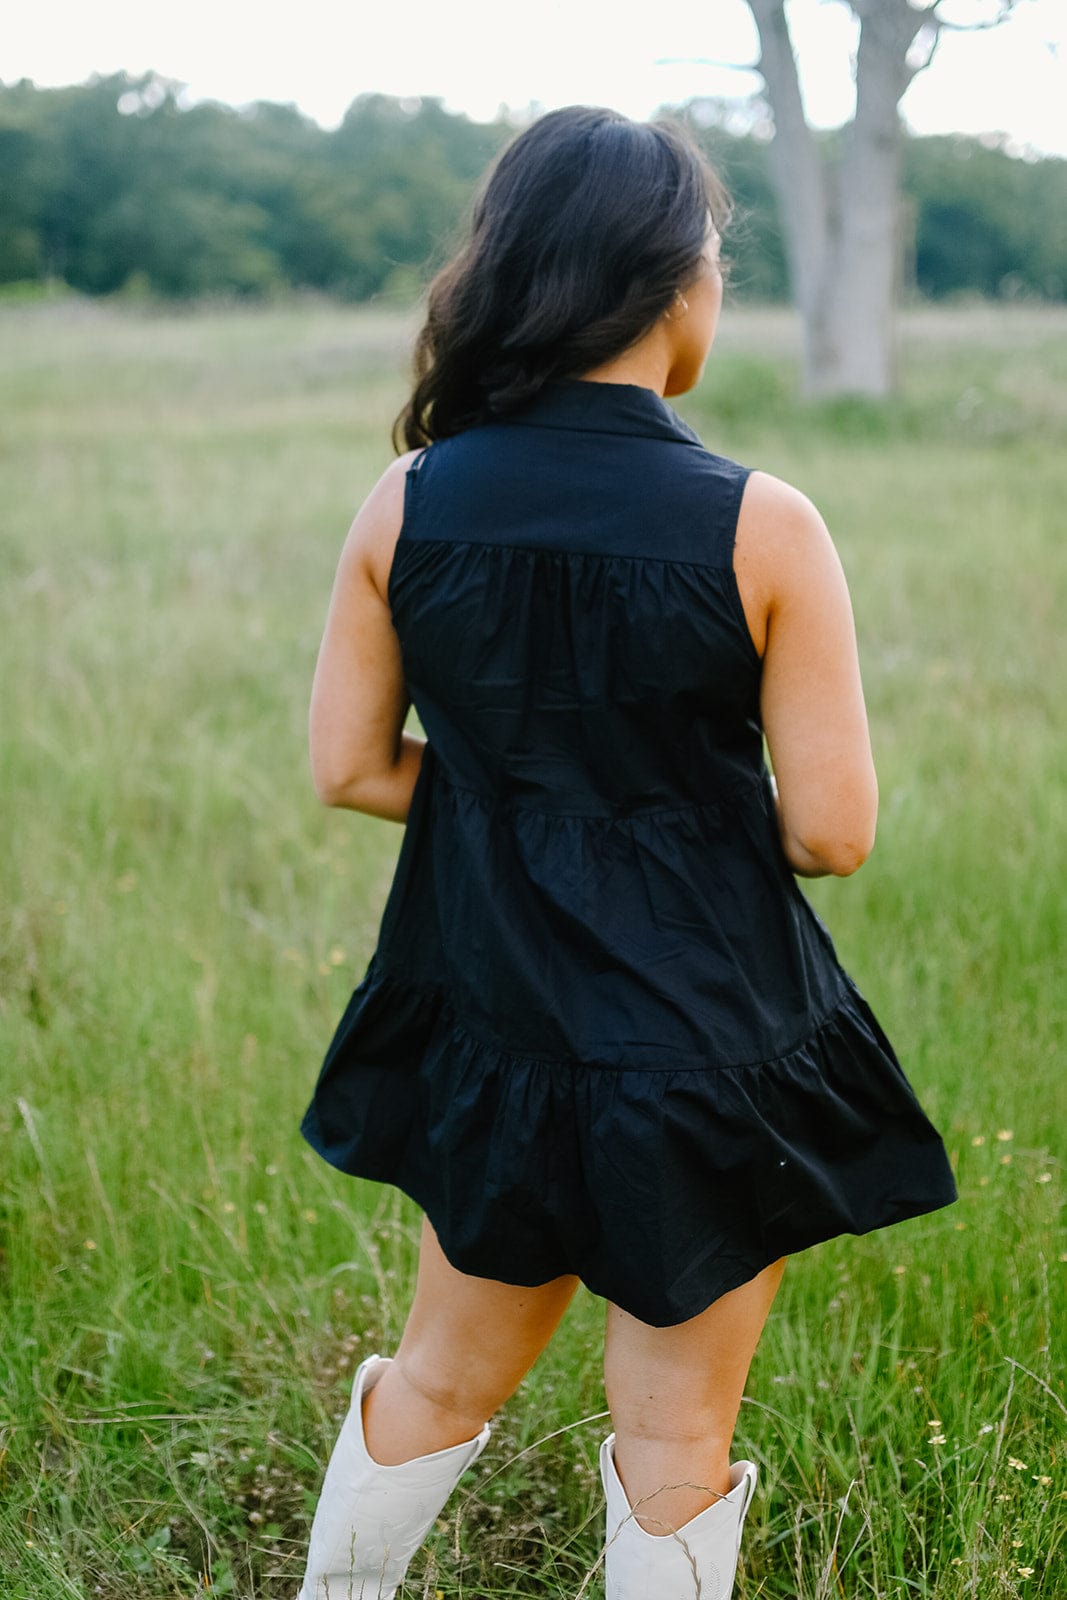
[1,70,1065,304]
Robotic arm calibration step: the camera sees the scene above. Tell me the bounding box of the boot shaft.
[599,1432,757,1600]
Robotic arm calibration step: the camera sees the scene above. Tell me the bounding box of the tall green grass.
[1,297,1064,1598]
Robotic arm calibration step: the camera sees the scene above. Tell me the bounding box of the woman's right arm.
[733,470,878,878]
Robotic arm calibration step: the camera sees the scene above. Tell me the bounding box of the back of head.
[395,106,729,449]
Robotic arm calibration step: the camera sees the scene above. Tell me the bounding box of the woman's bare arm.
[308,452,425,823]
[734,470,878,878]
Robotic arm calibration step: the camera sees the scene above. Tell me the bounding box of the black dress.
[300,378,958,1327]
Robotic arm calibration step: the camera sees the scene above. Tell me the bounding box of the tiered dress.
[300,378,958,1327]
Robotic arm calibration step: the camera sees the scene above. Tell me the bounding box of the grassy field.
[1,293,1065,1599]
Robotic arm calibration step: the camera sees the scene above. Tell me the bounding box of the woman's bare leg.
[604,1257,787,1535]
[362,1215,580,1464]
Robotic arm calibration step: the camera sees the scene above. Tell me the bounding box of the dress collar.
[499,378,704,447]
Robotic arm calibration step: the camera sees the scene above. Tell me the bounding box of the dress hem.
[299,953,959,1329]
[298,1135,958,1328]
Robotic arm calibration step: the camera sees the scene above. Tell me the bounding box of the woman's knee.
[605,1356,726,1446]
[394,1221,579,1417]
[389,1347,497,1425]
[603,1257,787,1431]
[394,1298,572,1422]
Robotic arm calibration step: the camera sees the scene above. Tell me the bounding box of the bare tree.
[742,0,1023,396]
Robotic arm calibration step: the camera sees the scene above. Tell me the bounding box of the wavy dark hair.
[393,106,730,450]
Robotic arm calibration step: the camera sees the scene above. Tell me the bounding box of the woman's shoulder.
[734,470,843,657]
[333,450,424,604]
[736,470,834,570]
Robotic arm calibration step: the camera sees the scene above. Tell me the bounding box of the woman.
[296,106,958,1600]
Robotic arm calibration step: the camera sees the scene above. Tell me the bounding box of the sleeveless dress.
[300,378,958,1328]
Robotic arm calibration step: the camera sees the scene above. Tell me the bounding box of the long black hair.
[394,106,730,450]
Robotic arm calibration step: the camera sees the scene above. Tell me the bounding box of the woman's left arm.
[308,452,425,823]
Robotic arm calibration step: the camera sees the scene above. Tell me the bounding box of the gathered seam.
[430,767,769,823]
[363,960,853,1076]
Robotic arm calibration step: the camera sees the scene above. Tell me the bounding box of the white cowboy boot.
[296,1353,491,1600]
[599,1433,758,1600]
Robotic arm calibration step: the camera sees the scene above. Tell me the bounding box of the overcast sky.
[5,0,1066,157]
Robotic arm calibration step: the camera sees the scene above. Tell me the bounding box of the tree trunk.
[747,0,927,398]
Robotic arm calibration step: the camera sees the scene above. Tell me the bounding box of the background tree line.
[1,69,1065,306]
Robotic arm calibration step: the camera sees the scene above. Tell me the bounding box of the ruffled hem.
[301,958,959,1327]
